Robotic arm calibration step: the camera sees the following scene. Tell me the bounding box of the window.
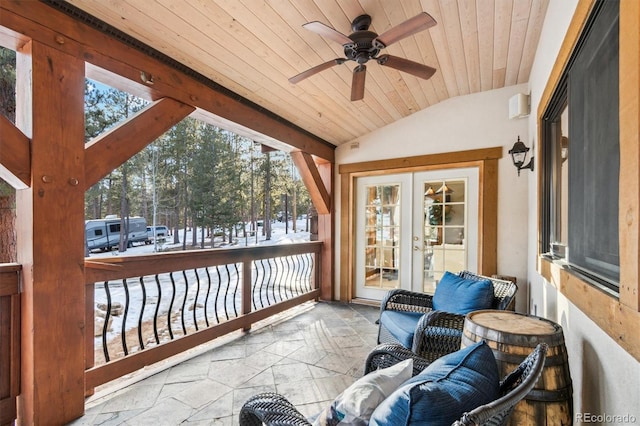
[541,0,620,291]
[363,184,401,289]
[423,179,467,289]
[542,99,568,258]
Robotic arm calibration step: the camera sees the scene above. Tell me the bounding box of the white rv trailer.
[85,216,147,252]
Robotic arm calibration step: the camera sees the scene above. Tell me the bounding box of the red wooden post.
[316,162,334,300]
[15,40,86,424]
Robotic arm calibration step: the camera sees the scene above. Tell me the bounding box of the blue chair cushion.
[432,271,494,314]
[380,310,425,348]
[369,340,500,426]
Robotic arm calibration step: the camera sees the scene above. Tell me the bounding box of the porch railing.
[85,241,322,389]
[0,263,20,426]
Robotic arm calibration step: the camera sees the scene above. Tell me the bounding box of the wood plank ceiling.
[64,0,549,148]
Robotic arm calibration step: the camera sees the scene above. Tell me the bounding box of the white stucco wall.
[334,84,530,311]
[527,0,640,421]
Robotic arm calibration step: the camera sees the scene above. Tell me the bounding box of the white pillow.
[313,358,414,426]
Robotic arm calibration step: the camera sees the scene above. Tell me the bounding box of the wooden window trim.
[338,147,501,302]
[537,0,640,361]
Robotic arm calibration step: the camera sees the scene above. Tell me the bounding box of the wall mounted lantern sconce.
[508,136,534,176]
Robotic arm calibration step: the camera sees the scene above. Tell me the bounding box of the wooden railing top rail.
[0,263,21,297]
[84,241,322,283]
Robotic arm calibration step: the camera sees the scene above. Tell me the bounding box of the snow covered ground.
[88,219,313,361]
[88,219,311,258]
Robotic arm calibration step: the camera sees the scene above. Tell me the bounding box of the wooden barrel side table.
[462,310,573,425]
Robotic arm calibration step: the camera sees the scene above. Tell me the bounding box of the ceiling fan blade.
[377,54,436,80]
[351,65,366,101]
[289,59,346,84]
[374,12,437,48]
[303,21,353,45]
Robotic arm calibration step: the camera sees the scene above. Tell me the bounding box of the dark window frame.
[541,0,620,293]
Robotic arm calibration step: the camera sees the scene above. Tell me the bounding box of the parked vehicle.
[85,216,147,252]
[146,225,169,243]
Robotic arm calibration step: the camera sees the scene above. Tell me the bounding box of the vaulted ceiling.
[63,0,549,147]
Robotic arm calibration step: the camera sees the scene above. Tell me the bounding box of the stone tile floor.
[70,301,380,425]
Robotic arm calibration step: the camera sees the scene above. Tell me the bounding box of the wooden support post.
[290,152,334,300]
[15,41,86,424]
[479,159,498,276]
[316,162,334,300]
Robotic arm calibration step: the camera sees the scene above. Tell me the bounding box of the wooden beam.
[0,114,30,189]
[0,1,335,161]
[619,0,640,311]
[84,242,323,283]
[84,97,194,189]
[338,147,503,174]
[290,151,331,215]
[260,144,278,153]
[0,24,30,51]
[540,258,640,361]
[16,40,86,425]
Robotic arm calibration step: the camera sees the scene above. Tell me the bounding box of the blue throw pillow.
[369,340,500,426]
[432,271,494,314]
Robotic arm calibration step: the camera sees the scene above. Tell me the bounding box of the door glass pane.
[364,184,401,290]
[422,179,467,293]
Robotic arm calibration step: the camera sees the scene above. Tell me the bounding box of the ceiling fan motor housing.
[344,30,380,63]
[344,15,380,63]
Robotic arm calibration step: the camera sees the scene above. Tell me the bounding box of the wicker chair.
[239,343,548,426]
[377,271,517,361]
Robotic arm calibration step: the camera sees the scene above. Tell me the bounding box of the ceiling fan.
[290,12,438,101]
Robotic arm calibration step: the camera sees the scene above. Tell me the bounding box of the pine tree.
[84,82,147,251]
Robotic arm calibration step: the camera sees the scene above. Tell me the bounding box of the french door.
[354,168,479,301]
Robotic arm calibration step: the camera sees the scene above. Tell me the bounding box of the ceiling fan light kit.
[290,12,438,101]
